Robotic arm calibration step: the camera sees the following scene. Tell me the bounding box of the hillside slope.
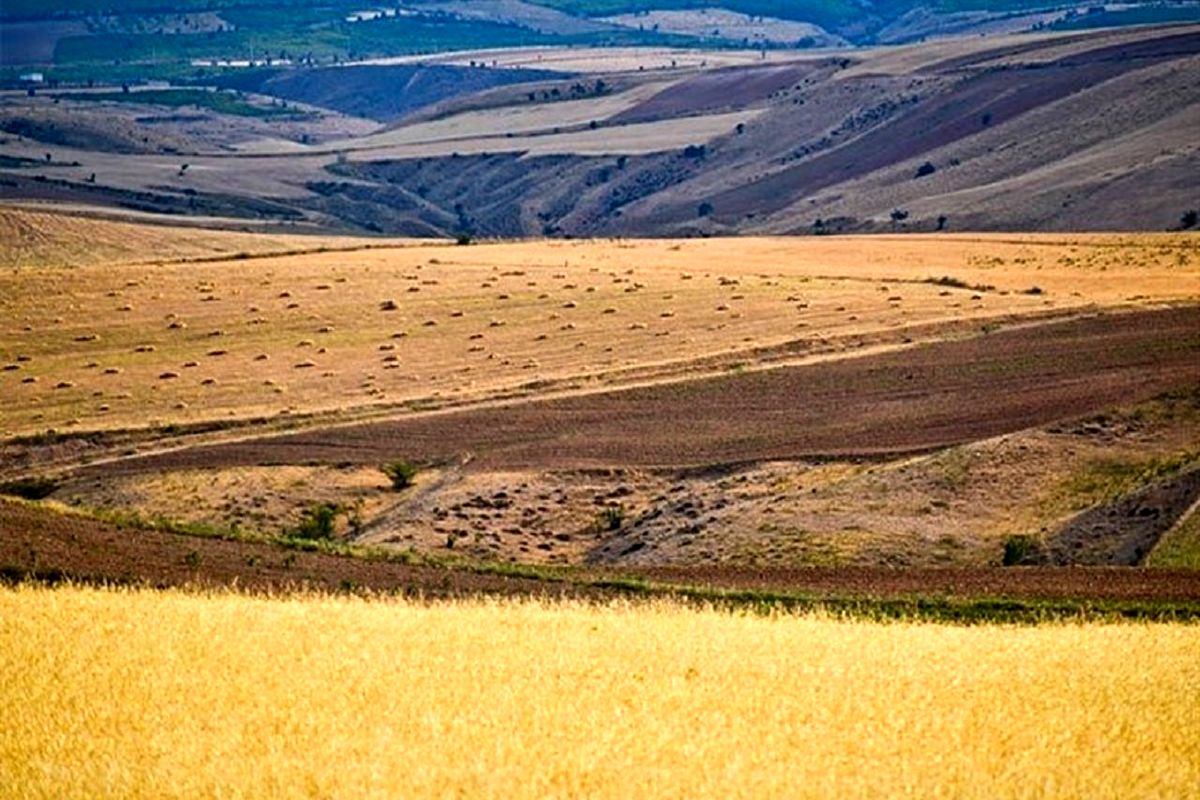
[320,26,1200,235]
[0,25,1196,235]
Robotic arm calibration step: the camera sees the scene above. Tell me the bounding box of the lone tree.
[1181,209,1198,230]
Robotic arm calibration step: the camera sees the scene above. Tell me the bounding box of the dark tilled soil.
[5,499,1200,603]
[613,63,821,123]
[89,307,1200,474]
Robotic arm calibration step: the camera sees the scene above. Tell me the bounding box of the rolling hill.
[3,23,1195,236]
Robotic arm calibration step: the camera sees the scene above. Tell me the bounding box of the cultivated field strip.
[86,306,1200,474]
[4,221,1196,440]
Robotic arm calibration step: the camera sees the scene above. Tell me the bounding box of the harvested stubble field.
[2,209,1197,441]
[2,584,1199,799]
[102,305,1199,473]
[0,205,375,270]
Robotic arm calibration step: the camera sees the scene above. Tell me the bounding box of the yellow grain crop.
[2,585,1197,799]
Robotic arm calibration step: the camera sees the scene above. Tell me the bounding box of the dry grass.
[0,206,374,269]
[343,109,764,159]
[236,79,765,159]
[839,24,1174,78]
[3,215,1196,439]
[1148,501,1200,568]
[2,584,1198,799]
[384,45,809,73]
[61,464,392,536]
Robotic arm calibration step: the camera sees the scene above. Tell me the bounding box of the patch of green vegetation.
[51,16,603,67]
[597,505,626,531]
[0,0,1063,26]
[381,460,419,491]
[28,10,696,87]
[0,477,60,500]
[1,61,205,87]
[1050,5,1200,31]
[7,429,102,447]
[80,501,407,561]
[1127,386,1200,426]
[10,497,1200,622]
[95,506,255,541]
[0,154,79,168]
[931,448,972,492]
[639,585,1200,624]
[1001,534,1042,566]
[1054,451,1200,512]
[293,502,339,540]
[0,0,312,16]
[1146,506,1200,569]
[931,0,1081,12]
[786,529,845,567]
[55,88,306,118]
[923,276,995,292]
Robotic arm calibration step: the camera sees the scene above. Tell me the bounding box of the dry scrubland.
[2,585,1198,799]
[3,212,1198,569]
[2,207,1197,439]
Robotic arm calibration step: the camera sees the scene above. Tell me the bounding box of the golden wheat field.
[2,585,1198,799]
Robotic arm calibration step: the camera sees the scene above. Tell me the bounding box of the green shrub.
[598,505,626,531]
[381,461,419,490]
[0,476,59,500]
[1002,534,1040,566]
[294,503,339,541]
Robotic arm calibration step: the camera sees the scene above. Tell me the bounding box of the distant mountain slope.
[526,1,1200,43]
[1,25,1196,236]
[316,25,1200,236]
[212,64,568,122]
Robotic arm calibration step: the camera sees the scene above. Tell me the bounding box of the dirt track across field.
[89,306,1200,475]
[4,499,1200,603]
